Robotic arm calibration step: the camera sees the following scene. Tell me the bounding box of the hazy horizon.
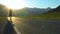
[0,0,60,9]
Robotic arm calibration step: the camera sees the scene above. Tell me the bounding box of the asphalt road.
[14,26,21,34]
[12,17,60,34]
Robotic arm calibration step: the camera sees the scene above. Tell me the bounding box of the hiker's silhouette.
[9,9,12,21]
[3,21,17,34]
[3,9,17,34]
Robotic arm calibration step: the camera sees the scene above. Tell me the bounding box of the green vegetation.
[0,17,8,32]
[16,6,60,20]
[38,12,60,19]
[23,12,60,20]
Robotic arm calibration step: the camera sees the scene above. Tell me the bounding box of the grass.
[39,12,60,19]
[0,17,8,32]
[24,12,60,20]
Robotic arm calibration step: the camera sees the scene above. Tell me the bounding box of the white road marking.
[14,26,21,34]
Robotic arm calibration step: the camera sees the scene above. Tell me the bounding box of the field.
[24,12,60,20]
[0,17,7,34]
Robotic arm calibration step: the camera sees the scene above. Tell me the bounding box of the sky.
[0,0,60,9]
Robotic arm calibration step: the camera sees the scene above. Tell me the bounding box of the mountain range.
[15,7,51,16]
[0,4,60,17]
[0,4,9,17]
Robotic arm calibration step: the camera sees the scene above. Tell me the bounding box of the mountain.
[47,5,60,13]
[38,5,60,19]
[15,7,51,16]
[0,4,9,17]
[0,4,51,17]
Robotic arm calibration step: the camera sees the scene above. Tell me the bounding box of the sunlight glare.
[0,0,26,9]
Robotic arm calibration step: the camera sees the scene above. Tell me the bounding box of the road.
[14,26,21,34]
[7,17,22,34]
[12,17,60,34]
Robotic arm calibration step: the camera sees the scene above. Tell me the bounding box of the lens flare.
[0,0,26,9]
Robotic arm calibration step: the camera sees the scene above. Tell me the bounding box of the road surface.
[14,26,21,34]
[12,17,60,34]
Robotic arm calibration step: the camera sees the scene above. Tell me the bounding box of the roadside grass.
[23,12,60,20]
[0,17,8,31]
[0,17,7,22]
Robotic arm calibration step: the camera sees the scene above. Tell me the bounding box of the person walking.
[9,9,12,21]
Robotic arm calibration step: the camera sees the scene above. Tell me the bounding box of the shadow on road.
[3,20,17,34]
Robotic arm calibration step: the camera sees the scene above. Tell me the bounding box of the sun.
[0,0,26,9]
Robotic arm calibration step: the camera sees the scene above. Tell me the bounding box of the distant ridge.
[47,5,60,13]
[15,7,51,16]
[0,4,9,17]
